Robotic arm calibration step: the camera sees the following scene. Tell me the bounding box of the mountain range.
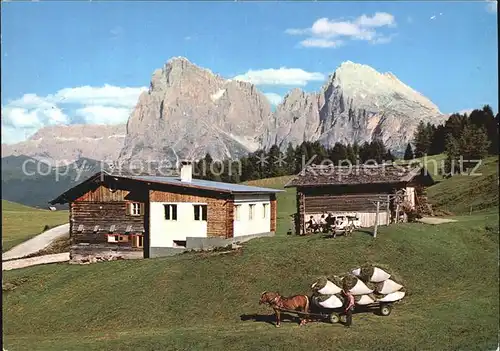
[2,57,446,166]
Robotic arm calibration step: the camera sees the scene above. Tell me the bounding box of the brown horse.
[259,291,310,327]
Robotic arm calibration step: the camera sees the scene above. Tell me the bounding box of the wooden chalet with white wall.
[285,163,434,234]
[49,162,282,262]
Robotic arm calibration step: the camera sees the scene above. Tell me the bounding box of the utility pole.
[373,201,380,238]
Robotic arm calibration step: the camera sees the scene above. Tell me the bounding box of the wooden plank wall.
[71,184,147,247]
[270,194,277,232]
[70,201,145,245]
[226,199,235,239]
[150,190,230,238]
[304,193,389,213]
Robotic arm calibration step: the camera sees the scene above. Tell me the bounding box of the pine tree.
[285,142,296,175]
[444,113,468,139]
[404,143,414,160]
[459,126,490,171]
[413,121,431,158]
[346,144,356,164]
[329,142,348,164]
[385,149,395,162]
[267,144,284,177]
[370,139,387,164]
[429,125,446,155]
[358,141,371,163]
[444,134,460,176]
[203,153,214,180]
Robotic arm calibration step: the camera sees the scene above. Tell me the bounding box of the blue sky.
[1,1,498,144]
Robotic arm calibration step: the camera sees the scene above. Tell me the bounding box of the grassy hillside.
[427,156,498,214]
[2,211,498,350]
[2,158,498,350]
[2,200,69,252]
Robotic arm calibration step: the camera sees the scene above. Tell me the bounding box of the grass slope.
[2,159,499,350]
[427,156,498,214]
[2,200,69,252]
[2,211,498,350]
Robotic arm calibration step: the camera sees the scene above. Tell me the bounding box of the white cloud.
[264,93,283,106]
[370,34,397,45]
[233,68,325,86]
[430,13,444,20]
[286,12,396,48]
[486,0,497,13]
[75,106,132,125]
[300,38,343,48]
[1,85,146,144]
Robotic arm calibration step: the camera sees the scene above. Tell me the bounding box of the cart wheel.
[329,313,340,324]
[380,304,392,316]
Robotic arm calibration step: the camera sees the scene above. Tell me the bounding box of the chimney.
[180,161,193,182]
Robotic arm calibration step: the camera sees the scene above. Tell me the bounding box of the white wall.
[233,194,271,237]
[150,202,208,248]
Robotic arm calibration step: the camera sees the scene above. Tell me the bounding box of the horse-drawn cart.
[276,301,394,325]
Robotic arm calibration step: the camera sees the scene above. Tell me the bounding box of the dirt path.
[2,252,70,271]
[2,223,69,261]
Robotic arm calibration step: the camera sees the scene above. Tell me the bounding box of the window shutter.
[140,203,145,215]
[164,205,170,219]
[172,205,177,220]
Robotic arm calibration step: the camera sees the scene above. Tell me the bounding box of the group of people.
[306,214,336,233]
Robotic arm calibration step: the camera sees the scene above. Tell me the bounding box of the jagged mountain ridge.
[264,60,443,151]
[2,58,445,165]
[117,57,271,165]
[1,124,126,165]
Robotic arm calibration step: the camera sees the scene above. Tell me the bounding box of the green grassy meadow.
[2,155,499,350]
[2,200,69,252]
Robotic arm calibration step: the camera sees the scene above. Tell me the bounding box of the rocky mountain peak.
[3,58,446,165]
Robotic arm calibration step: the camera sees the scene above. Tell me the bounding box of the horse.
[259,291,310,327]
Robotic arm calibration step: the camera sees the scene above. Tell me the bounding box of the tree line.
[191,104,497,182]
[405,105,498,174]
[193,139,395,183]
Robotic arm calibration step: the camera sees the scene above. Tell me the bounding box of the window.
[249,204,256,220]
[107,234,119,243]
[193,205,207,221]
[234,204,241,221]
[129,202,142,216]
[263,203,269,219]
[107,234,128,243]
[164,204,177,220]
[132,235,143,248]
[173,240,186,248]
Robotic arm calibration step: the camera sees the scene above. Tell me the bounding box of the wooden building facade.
[50,163,281,261]
[285,164,434,234]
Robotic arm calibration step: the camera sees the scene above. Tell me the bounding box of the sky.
[1,1,498,144]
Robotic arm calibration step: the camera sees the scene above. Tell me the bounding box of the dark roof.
[50,172,283,204]
[284,163,434,188]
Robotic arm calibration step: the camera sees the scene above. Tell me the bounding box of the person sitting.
[306,216,319,233]
[318,214,327,232]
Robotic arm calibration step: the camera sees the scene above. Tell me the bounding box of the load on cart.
[259,264,406,327]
